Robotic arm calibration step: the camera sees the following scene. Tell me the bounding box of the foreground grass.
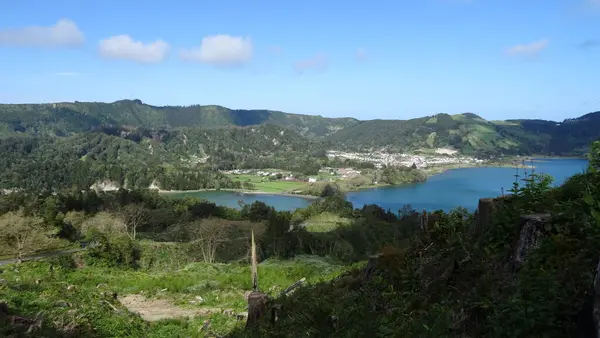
[0,254,350,337]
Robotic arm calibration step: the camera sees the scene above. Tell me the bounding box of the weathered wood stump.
[361,253,382,280]
[474,198,495,236]
[511,214,551,270]
[246,291,268,328]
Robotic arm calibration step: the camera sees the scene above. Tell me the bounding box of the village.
[221,149,488,185]
[325,149,486,169]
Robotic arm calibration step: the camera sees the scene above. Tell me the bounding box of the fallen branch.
[279,277,306,297]
[103,300,120,313]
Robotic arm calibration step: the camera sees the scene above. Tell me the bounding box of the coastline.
[158,188,321,200]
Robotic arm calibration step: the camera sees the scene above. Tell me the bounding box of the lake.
[168,158,589,212]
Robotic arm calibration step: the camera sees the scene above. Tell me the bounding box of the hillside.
[225,155,600,337]
[0,100,358,138]
[1,100,599,157]
[0,143,599,337]
[0,124,330,192]
[326,112,600,156]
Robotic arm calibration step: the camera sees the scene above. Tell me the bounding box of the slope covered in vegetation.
[0,141,598,337]
[227,140,600,337]
[1,100,599,157]
[0,100,358,138]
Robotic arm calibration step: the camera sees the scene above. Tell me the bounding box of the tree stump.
[511,214,551,270]
[474,198,495,236]
[246,291,268,328]
[361,254,382,280]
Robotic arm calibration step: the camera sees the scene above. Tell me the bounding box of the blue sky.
[0,0,599,121]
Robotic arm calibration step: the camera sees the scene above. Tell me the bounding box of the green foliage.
[589,140,600,170]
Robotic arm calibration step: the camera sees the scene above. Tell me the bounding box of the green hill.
[326,111,600,156]
[0,100,358,138]
[1,100,598,157]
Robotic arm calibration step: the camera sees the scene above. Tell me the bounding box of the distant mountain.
[0,99,598,156]
[327,112,600,156]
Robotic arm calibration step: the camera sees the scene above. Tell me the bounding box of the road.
[0,248,85,266]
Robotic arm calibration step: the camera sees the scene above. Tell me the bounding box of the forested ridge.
[1,100,599,156]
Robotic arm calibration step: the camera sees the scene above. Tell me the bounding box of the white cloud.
[99,35,169,63]
[180,35,253,67]
[506,38,549,56]
[0,19,84,47]
[356,48,367,61]
[294,53,328,73]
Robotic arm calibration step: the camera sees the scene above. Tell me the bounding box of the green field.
[229,174,308,193]
[303,212,352,232]
[0,253,350,337]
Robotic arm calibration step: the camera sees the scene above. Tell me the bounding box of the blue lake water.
[347,158,589,212]
[168,158,589,212]
[167,190,315,211]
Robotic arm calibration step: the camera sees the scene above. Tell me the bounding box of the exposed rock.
[90,180,121,192]
[511,214,552,270]
[236,312,249,321]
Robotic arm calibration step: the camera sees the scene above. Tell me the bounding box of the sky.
[0,0,599,121]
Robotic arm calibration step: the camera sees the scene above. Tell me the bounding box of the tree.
[120,204,148,241]
[0,210,47,263]
[188,218,228,263]
[589,140,600,171]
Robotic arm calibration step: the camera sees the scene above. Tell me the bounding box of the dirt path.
[119,294,223,321]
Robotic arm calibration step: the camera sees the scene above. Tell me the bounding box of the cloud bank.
[0,19,84,47]
[99,35,169,63]
[180,35,253,67]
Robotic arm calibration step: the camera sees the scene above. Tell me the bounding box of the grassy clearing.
[0,254,350,337]
[303,212,352,233]
[229,174,308,193]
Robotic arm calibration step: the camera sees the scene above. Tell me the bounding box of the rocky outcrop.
[90,180,121,192]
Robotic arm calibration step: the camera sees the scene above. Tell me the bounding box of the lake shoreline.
[159,188,321,200]
[345,161,536,194]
